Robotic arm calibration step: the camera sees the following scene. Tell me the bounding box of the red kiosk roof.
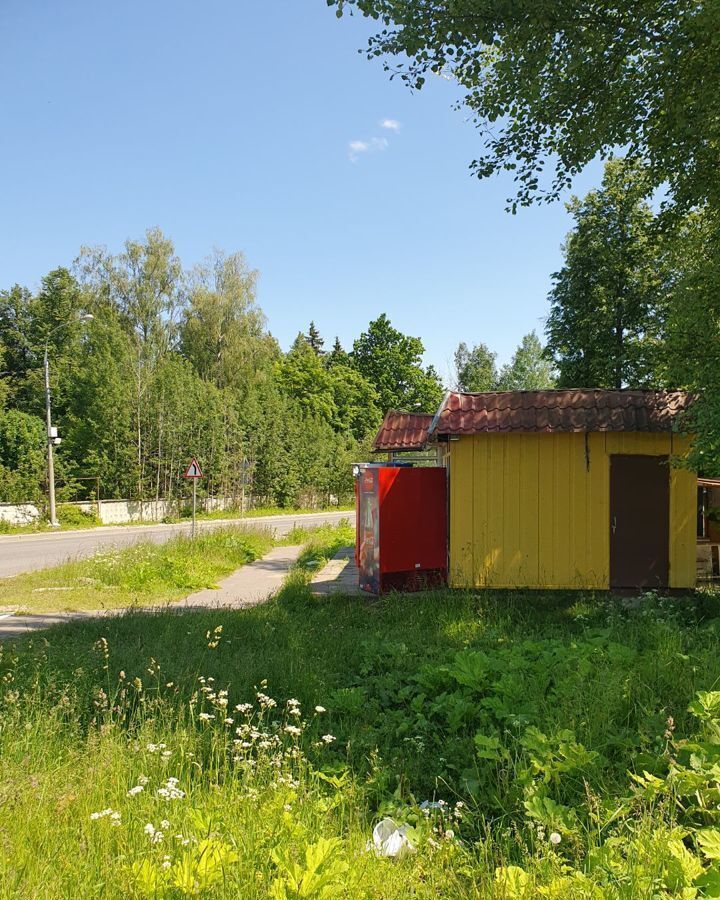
[372,411,434,451]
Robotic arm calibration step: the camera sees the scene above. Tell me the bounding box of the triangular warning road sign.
[184,457,203,479]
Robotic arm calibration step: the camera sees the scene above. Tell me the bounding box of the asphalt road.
[0,510,356,578]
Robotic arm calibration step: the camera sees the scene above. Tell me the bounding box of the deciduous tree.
[545,160,664,389]
[454,342,497,392]
[497,333,556,391]
[352,314,443,413]
[330,0,720,212]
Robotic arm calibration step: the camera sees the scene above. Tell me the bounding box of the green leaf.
[698,829,720,860]
[474,732,502,761]
[696,865,720,897]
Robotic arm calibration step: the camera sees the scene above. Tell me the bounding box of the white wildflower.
[284,725,301,736]
[157,777,185,800]
[90,808,116,821]
[314,706,326,714]
[550,832,562,845]
[321,734,336,744]
[127,785,145,797]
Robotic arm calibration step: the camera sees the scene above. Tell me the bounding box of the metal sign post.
[192,479,197,538]
[183,458,203,538]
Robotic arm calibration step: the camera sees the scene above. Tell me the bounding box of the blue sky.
[0,0,603,383]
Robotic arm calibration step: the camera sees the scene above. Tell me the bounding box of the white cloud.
[379,118,401,132]
[348,136,389,162]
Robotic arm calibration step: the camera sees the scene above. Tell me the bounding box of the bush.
[56,504,101,528]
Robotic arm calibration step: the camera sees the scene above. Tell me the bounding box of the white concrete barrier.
[0,497,241,526]
[0,502,41,525]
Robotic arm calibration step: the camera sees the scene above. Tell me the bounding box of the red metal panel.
[355,464,448,594]
[378,467,447,591]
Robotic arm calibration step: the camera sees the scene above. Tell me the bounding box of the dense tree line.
[5,161,718,510]
[0,230,444,506]
[544,159,720,471]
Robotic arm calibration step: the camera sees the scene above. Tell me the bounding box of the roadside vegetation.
[2,529,720,896]
[0,521,354,614]
[0,502,102,534]
[0,527,274,613]
[0,504,353,536]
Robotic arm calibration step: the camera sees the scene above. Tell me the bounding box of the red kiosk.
[354,463,447,594]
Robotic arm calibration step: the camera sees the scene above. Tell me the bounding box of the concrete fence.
[0,496,239,527]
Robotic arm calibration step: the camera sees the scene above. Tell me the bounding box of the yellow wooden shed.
[429,390,696,591]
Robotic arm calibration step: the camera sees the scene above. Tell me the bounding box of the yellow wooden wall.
[448,432,696,589]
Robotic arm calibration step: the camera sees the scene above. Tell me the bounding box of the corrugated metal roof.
[430,390,693,435]
[373,411,434,451]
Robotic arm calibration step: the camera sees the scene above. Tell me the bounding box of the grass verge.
[2,540,720,895]
[0,504,353,534]
[0,522,354,614]
[0,527,276,613]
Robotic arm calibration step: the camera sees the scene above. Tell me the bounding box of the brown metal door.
[610,455,669,589]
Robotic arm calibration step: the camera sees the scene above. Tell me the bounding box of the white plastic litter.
[369,817,415,858]
[419,800,445,811]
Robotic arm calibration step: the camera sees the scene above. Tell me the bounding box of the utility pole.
[44,348,59,527]
[43,314,94,528]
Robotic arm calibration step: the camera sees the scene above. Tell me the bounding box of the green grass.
[283,521,356,580]
[3,542,720,895]
[0,521,355,614]
[0,527,276,613]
